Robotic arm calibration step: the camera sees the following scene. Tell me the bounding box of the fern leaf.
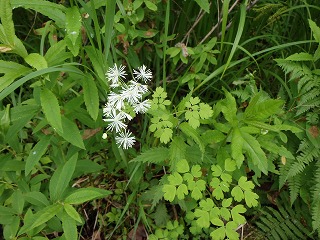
[312,162,320,231]
[288,174,302,204]
[130,147,169,164]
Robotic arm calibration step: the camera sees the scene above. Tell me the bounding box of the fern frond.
[288,173,302,204]
[312,161,320,231]
[296,97,320,116]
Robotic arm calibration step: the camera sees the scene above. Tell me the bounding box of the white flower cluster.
[102,64,152,149]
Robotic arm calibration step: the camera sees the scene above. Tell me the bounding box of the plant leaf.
[81,74,99,120]
[0,0,15,46]
[130,147,169,164]
[24,53,48,70]
[194,0,210,13]
[49,153,78,202]
[25,135,51,175]
[64,187,112,205]
[179,122,205,154]
[65,6,81,46]
[40,88,63,132]
[64,203,82,223]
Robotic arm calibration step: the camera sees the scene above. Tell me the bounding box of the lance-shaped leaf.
[40,88,62,132]
[65,6,81,46]
[0,0,15,46]
[82,74,99,120]
[64,187,111,205]
[231,127,244,167]
[179,122,205,154]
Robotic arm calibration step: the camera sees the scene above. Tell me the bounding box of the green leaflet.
[84,46,105,80]
[64,203,82,223]
[65,6,81,46]
[24,192,50,207]
[81,74,99,120]
[194,0,210,13]
[64,187,112,205]
[0,0,15,46]
[40,88,63,133]
[61,213,78,240]
[18,203,62,235]
[49,153,78,202]
[25,135,52,175]
[231,127,244,167]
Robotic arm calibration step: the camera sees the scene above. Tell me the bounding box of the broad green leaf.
[211,165,223,177]
[40,88,62,132]
[82,74,99,120]
[61,213,77,240]
[49,153,78,201]
[220,207,231,221]
[191,165,202,178]
[221,173,232,183]
[176,159,189,173]
[64,187,112,205]
[169,136,187,171]
[179,122,205,153]
[226,221,239,239]
[231,186,244,202]
[224,158,236,172]
[64,203,82,223]
[190,186,203,200]
[44,40,70,66]
[0,0,15,46]
[18,203,62,235]
[221,91,237,124]
[24,192,50,207]
[211,217,224,227]
[65,6,81,46]
[231,128,244,167]
[66,34,81,56]
[213,187,224,200]
[144,0,157,11]
[176,184,188,200]
[162,184,176,202]
[222,198,233,208]
[11,190,24,214]
[194,0,210,13]
[56,116,85,149]
[3,216,20,239]
[25,135,51,175]
[231,205,246,224]
[84,46,105,80]
[199,198,214,210]
[244,190,259,207]
[24,53,48,70]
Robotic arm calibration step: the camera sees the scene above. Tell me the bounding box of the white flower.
[103,109,127,132]
[107,92,125,110]
[102,132,108,139]
[133,99,151,114]
[133,65,152,83]
[118,110,133,121]
[106,64,127,88]
[115,130,136,149]
[128,80,149,95]
[120,84,143,105]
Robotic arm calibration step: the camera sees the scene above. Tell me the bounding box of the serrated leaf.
[25,135,51,175]
[231,186,244,202]
[308,19,320,43]
[221,90,237,124]
[159,128,173,144]
[64,187,111,205]
[176,159,189,173]
[179,122,205,153]
[199,103,213,119]
[40,88,62,132]
[24,53,48,70]
[238,176,254,191]
[56,116,85,149]
[244,190,259,207]
[162,184,176,202]
[49,153,78,201]
[285,52,314,61]
[131,147,169,164]
[169,136,187,171]
[168,172,183,185]
[154,203,170,226]
[0,0,15,46]
[64,203,82,223]
[65,6,81,46]
[18,203,62,235]
[45,40,70,66]
[81,74,99,120]
[231,128,244,167]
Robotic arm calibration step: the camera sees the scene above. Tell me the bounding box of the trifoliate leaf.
[231,205,246,224]
[244,191,259,207]
[199,198,214,210]
[222,198,233,208]
[224,158,237,172]
[213,187,224,200]
[162,184,176,202]
[210,177,220,188]
[211,165,223,177]
[221,173,232,183]
[238,176,254,191]
[176,159,189,173]
[191,187,203,200]
[176,184,188,200]
[210,226,226,240]
[191,165,202,178]
[226,221,239,239]
[194,209,210,229]
[183,172,194,183]
[220,207,231,221]
[231,186,244,202]
[168,172,183,185]
[199,103,213,119]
